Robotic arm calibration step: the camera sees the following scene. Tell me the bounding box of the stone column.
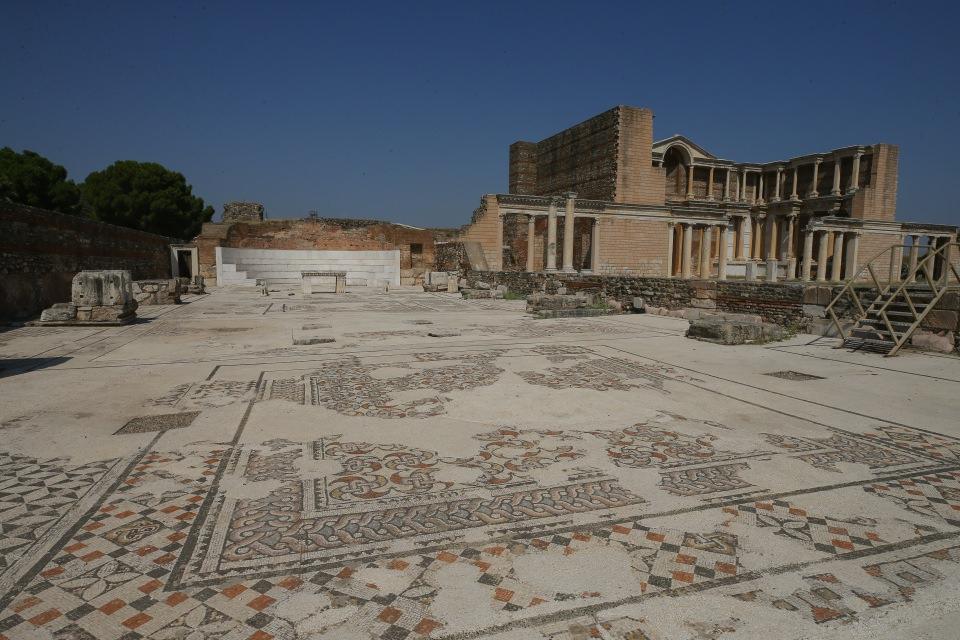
[699,226,712,278]
[790,167,799,200]
[907,235,920,282]
[590,218,601,273]
[665,222,675,278]
[811,159,821,197]
[758,173,765,203]
[526,214,536,272]
[751,217,761,259]
[831,231,844,281]
[741,170,748,203]
[545,199,558,272]
[733,170,740,201]
[766,216,778,282]
[816,231,830,282]
[786,215,797,278]
[562,192,576,272]
[850,152,862,193]
[831,159,841,196]
[718,224,728,280]
[889,239,902,283]
[687,165,695,199]
[723,169,731,201]
[707,166,715,200]
[681,223,693,279]
[496,213,504,271]
[801,230,814,281]
[941,239,953,285]
[844,232,860,279]
[774,167,782,201]
[734,216,745,260]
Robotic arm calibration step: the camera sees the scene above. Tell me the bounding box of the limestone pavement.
[1,285,959,639]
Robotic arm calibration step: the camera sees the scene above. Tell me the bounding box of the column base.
[787,258,797,279]
[766,260,779,282]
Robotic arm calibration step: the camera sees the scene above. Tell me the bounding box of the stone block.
[688,298,717,309]
[72,270,136,307]
[803,304,827,319]
[133,279,181,305]
[429,272,449,286]
[447,277,459,293]
[686,318,785,345]
[40,303,77,322]
[922,310,959,331]
[911,329,956,353]
[631,297,645,312]
[90,304,136,322]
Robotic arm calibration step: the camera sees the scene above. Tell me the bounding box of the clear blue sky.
[3,1,959,227]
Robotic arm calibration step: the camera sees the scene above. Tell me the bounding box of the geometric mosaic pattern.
[863,470,960,527]
[0,453,118,571]
[723,500,884,554]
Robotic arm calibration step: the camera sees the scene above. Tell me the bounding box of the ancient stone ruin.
[132,279,181,305]
[38,270,138,324]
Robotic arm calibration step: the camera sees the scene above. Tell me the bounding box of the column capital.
[814,157,823,165]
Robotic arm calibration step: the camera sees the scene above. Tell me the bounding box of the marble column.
[741,170,748,203]
[801,230,814,281]
[665,222,675,278]
[889,240,902,283]
[758,173,765,204]
[590,217,601,273]
[545,199,558,272]
[562,192,576,272]
[766,215,778,282]
[699,226,712,278]
[681,223,693,279]
[831,159,841,196]
[687,165,695,199]
[816,231,830,282]
[831,231,844,281]
[786,215,797,278]
[907,235,920,282]
[811,159,821,197]
[850,153,862,193]
[526,214,536,272]
[735,216,745,260]
[774,167,782,201]
[790,167,799,200]
[723,169,731,201]
[844,232,860,279]
[718,224,728,280]
[707,166,715,200]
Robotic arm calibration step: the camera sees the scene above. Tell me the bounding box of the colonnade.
[523,193,601,273]
[667,214,862,283]
[679,151,864,205]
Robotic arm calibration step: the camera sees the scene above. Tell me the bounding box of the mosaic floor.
[1,286,959,639]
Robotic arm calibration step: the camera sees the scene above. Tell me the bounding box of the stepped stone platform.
[1,285,959,640]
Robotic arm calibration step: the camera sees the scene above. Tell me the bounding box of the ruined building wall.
[193,217,435,284]
[507,106,664,205]
[0,203,172,319]
[459,196,502,270]
[851,144,899,222]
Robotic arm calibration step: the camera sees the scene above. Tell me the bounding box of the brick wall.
[459,195,502,270]
[508,142,538,195]
[851,145,899,221]
[0,203,172,319]
[599,218,670,275]
[615,106,663,205]
[192,217,435,284]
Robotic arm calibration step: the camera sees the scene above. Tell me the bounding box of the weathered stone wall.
[463,270,814,327]
[222,202,265,223]
[0,203,172,319]
[434,241,469,272]
[192,217,435,284]
[506,106,663,206]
